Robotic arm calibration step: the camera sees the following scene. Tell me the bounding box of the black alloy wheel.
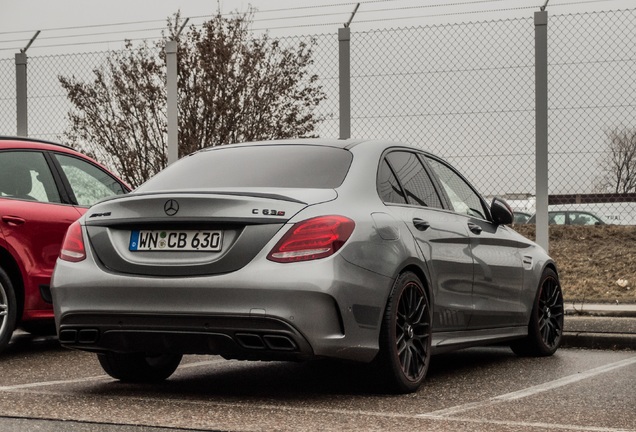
[511,268,563,356]
[537,271,564,350]
[377,271,431,393]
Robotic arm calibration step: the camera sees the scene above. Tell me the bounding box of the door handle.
[412,218,431,231]
[2,216,26,226]
[467,222,482,234]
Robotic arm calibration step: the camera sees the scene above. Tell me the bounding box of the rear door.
[424,156,525,328]
[378,150,474,332]
[0,149,129,316]
[0,150,82,314]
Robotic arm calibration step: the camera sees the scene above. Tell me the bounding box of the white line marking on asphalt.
[1,355,634,432]
[0,375,110,391]
[0,358,226,392]
[419,355,636,418]
[3,389,634,432]
[176,358,227,370]
[429,417,636,432]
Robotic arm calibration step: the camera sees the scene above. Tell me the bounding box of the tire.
[0,267,18,354]
[375,271,432,393]
[511,268,564,357]
[97,352,182,382]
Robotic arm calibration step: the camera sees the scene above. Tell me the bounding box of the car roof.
[0,135,131,190]
[548,210,600,215]
[199,138,365,152]
[198,138,429,154]
[0,135,75,152]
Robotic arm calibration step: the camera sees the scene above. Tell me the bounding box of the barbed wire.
[0,0,627,51]
[0,0,512,37]
[0,27,167,45]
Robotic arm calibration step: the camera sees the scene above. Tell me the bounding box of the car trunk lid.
[83,189,336,276]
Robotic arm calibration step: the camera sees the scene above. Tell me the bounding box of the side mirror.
[491,197,514,226]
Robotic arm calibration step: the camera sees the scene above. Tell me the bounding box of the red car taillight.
[59,220,86,262]
[267,215,355,263]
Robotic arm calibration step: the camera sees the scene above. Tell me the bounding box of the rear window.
[138,145,353,191]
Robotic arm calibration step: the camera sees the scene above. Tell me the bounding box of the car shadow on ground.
[3,332,62,357]
[81,347,519,398]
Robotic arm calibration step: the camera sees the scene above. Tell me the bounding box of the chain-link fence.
[0,8,634,224]
[26,51,115,142]
[0,52,119,140]
[350,18,535,199]
[548,9,636,224]
[347,10,636,225]
[279,33,340,139]
[0,58,15,135]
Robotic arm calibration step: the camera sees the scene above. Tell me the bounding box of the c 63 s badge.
[252,209,286,216]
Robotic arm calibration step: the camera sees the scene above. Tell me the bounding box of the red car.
[0,136,130,352]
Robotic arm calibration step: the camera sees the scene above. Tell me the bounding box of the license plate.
[129,230,223,251]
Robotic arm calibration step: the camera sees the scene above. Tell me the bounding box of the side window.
[425,157,486,219]
[377,159,407,204]
[549,212,566,225]
[569,212,600,225]
[54,154,126,206]
[385,152,443,208]
[0,151,61,203]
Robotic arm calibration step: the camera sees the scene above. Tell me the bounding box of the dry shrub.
[513,224,636,303]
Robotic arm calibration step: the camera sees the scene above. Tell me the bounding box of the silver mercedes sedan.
[51,139,563,393]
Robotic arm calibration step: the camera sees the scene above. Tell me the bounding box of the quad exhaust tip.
[235,333,297,351]
[60,328,298,352]
[59,329,99,344]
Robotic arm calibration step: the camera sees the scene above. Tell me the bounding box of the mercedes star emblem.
[164,199,179,216]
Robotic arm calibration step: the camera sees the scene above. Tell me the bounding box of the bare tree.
[596,128,636,194]
[60,12,325,188]
[60,43,167,188]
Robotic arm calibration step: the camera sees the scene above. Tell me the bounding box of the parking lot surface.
[1,334,635,432]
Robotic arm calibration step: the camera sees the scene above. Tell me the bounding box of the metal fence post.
[338,27,351,140]
[15,52,27,137]
[165,40,178,165]
[535,10,549,252]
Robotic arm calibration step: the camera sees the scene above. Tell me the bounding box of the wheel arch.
[393,260,433,312]
[543,260,559,279]
[523,256,560,303]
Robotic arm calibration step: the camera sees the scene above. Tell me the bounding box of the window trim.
[378,149,446,210]
[42,151,75,204]
[377,156,408,205]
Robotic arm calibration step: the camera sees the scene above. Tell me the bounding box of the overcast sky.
[1,0,634,55]
[0,0,633,200]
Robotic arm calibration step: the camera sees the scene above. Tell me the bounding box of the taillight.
[60,220,86,262]
[267,215,355,263]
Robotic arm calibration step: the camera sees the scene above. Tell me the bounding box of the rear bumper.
[59,313,314,361]
[52,254,393,363]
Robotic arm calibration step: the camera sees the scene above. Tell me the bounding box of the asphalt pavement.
[563,302,636,350]
[1,302,633,431]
